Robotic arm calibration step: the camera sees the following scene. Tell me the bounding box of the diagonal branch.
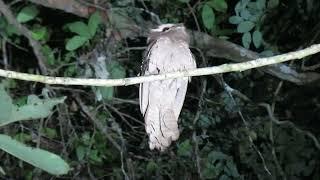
[0,43,320,87]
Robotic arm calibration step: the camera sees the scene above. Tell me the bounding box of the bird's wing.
[139,39,156,115]
[170,43,196,118]
[139,82,149,116]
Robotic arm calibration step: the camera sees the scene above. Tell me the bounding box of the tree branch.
[27,0,92,18]
[0,44,320,86]
[24,1,320,85]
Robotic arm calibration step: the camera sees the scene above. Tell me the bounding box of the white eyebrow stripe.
[151,24,175,32]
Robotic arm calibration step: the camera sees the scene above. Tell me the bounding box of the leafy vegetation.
[65,12,102,51]
[0,0,319,179]
[0,84,68,175]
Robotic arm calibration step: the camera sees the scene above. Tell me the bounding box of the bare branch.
[0,43,319,86]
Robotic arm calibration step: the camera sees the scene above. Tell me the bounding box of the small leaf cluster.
[65,12,102,51]
[75,131,116,165]
[200,0,228,30]
[0,83,69,175]
[229,0,279,49]
[17,5,50,42]
[202,151,240,179]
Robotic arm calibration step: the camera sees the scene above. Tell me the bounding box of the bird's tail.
[145,107,180,151]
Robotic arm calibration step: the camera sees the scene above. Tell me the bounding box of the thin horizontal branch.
[1,44,320,87]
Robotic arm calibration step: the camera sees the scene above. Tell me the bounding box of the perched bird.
[139,23,196,151]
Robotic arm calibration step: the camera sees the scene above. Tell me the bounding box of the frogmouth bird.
[139,24,196,151]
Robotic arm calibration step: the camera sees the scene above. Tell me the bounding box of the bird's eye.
[162,27,170,32]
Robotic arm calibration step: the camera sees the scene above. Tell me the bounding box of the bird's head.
[148,23,189,44]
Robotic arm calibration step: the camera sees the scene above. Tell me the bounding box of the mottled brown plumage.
[139,24,196,151]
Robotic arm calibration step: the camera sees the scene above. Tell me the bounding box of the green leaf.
[17,5,39,23]
[97,87,114,101]
[41,128,57,139]
[88,12,102,37]
[0,85,12,121]
[31,26,48,41]
[146,160,158,173]
[207,0,228,13]
[237,21,255,33]
[252,30,262,48]
[13,95,66,123]
[0,86,66,126]
[66,36,88,51]
[240,9,251,20]
[228,16,243,24]
[14,133,32,143]
[108,61,126,79]
[76,145,86,161]
[177,140,192,157]
[0,134,70,175]
[249,14,260,22]
[225,161,240,177]
[96,61,126,101]
[88,149,102,163]
[268,0,279,8]
[256,0,266,10]
[66,21,91,37]
[5,24,20,36]
[234,2,243,15]
[201,5,215,30]
[81,132,91,145]
[203,151,230,178]
[198,114,212,128]
[41,45,55,65]
[242,32,251,49]
[64,65,77,76]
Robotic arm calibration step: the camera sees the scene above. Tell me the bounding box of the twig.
[222,80,272,176]
[112,98,139,105]
[104,102,141,133]
[269,80,287,179]
[191,46,208,179]
[0,0,48,74]
[187,2,201,32]
[268,112,287,180]
[259,103,320,151]
[302,59,320,70]
[138,8,161,25]
[1,43,320,86]
[73,94,122,151]
[100,104,129,180]
[192,79,207,180]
